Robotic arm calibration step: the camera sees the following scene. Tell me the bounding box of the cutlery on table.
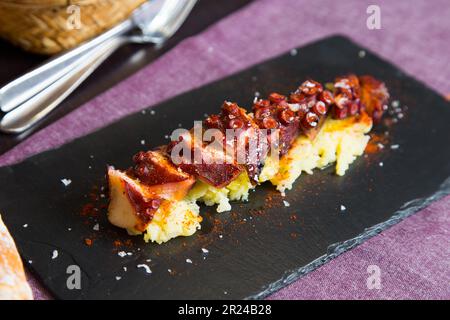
[0,0,197,134]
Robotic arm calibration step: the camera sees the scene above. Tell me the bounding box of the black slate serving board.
[1,35,449,300]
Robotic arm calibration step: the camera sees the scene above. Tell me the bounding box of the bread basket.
[0,0,147,55]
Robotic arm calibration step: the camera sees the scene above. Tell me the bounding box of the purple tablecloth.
[1,0,449,299]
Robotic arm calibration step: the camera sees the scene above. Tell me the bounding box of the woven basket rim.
[0,0,101,7]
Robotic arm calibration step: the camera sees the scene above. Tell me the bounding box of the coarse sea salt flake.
[137,264,152,274]
[61,179,72,186]
[288,103,301,112]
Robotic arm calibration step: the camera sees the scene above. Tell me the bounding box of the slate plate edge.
[248,176,450,299]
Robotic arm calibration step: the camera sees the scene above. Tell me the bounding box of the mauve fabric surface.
[1,0,449,299]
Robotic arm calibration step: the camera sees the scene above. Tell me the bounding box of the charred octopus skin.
[252,80,334,143]
[166,105,247,189]
[166,135,244,189]
[359,75,390,123]
[204,101,258,133]
[108,167,164,232]
[127,150,196,200]
[204,101,266,184]
[252,94,300,156]
[330,74,362,120]
[108,151,197,231]
[329,74,389,123]
[289,80,335,140]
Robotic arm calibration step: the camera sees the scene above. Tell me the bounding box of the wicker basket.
[0,0,147,55]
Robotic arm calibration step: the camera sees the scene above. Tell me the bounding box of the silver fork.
[0,0,197,134]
